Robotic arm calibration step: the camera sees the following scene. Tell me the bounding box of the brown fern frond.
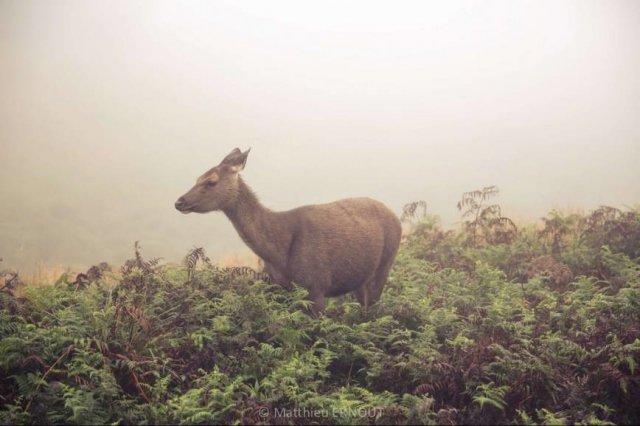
[401,200,428,223]
[222,266,271,283]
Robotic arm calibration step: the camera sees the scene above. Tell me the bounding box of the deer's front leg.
[263,261,293,290]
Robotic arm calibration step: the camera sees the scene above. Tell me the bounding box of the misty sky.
[1,0,639,270]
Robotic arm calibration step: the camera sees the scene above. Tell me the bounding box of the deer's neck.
[223,177,292,270]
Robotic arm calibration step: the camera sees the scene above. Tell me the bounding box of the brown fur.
[176,148,402,314]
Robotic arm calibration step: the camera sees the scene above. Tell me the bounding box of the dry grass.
[8,252,262,296]
[215,251,261,269]
[18,263,75,287]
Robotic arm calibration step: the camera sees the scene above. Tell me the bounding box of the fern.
[1,205,640,424]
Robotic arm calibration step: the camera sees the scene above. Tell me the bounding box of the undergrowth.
[1,199,639,425]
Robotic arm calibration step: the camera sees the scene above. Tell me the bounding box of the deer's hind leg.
[367,231,400,305]
[354,275,376,316]
[368,255,395,304]
[354,256,394,314]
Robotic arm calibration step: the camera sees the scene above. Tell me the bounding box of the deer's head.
[175,148,250,214]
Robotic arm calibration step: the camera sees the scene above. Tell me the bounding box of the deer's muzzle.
[174,197,191,213]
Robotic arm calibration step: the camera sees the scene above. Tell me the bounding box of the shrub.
[1,205,639,424]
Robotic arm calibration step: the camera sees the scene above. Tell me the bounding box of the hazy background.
[1,0,639,271]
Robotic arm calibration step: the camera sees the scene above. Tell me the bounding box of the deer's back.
[287,197,398,236]
[283,197,401,294]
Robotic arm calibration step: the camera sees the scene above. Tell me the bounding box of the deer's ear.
[221,148,242,164]
[223,148,250,173]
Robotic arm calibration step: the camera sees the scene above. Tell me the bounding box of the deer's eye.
[205,180,217,188]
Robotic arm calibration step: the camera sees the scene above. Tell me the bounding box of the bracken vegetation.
[1,188,639,425]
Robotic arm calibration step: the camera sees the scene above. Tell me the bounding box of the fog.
[1,0,639,270]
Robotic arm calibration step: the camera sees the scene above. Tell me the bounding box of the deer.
[175,148,402,315]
